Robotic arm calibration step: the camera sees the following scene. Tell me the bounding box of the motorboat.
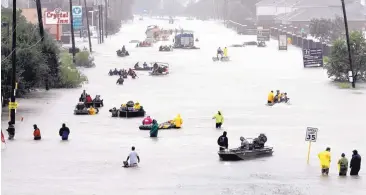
[218,146,273,161]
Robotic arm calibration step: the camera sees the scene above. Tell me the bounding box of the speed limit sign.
[305,127,318,142]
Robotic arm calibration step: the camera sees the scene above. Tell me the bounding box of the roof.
[256,0,300,6]
[276,3,366,22]
[257,0,358,7]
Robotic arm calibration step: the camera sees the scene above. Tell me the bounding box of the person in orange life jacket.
[33,124,41,140]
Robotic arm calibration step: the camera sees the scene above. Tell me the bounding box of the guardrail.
[225,20,257,35]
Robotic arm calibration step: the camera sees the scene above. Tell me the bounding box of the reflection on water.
[2,18,365,195]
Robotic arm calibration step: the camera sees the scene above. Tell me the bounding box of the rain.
[2,11,366,195]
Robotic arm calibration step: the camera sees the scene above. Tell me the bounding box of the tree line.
[1,8,87,99]
[309,18,366,83]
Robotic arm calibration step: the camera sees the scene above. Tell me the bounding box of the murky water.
[2,18,365,195]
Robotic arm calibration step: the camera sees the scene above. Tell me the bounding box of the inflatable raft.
[139,121,180,130]
[74,108,99,115]
[119,110,145,118]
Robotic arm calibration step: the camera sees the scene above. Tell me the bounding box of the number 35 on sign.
[305,127,318,142]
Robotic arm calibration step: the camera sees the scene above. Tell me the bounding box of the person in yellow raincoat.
[267,90,274,104]
[134,102,141,110]
[88,106,96,115]
[223,47,228,57]
[212,111,224,129]
[318,147,331,175]
[172,114,183,128]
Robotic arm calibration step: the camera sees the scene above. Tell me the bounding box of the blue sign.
[72,6,83,30]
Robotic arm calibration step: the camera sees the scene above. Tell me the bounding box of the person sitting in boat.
[113,68,118,75]
[217,131,229,151]
[110,107,119,117]
[143,62,148,68]
[274,90,281,103]
[116,76,124,85]
[121,45,126,53]
[159,45,163,51]
[109,69,113,75]
[258,133,267,148]
[152,63,159,74]
[172,114,183,128]
[120,104,127,111]
[76,102,87,110]
[80,90,87,102]
[223,47,228,57]
[240,137,249,150]
[128,68,136,76]
[88,106,96,115]
[267,90,274,104]
[134,62,140,69]
[93,95,103,106]
[85,95,93,103]
[133,102,141,111]
[217,47,223,59]
[142,116,153,125]
[281,93,289,103]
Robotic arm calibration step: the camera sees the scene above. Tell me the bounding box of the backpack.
[217,136,225,146]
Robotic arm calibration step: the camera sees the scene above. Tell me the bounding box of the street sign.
[305,127,318,142]
[278,34,287,50]
[44,8,70,25]
[72,6,83,30]
[8,102,18,109]
[303,48,323,67]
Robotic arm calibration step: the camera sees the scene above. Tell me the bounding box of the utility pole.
[100,3,105,43]
[105,0,108,38]
[84,0,92,52]
[341,0,355,88]
[98,5,102,43]
[69,0,76,63]
[10,0,17,125]
[35,0,49,90]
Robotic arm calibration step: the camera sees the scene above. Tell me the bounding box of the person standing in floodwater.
[318,147,331,175]
[338,153,348,176]
[350,150,361,176]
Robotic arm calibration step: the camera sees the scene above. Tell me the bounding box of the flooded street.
[2,18,365,195]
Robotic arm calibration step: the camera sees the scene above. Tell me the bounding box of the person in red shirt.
[85,95,92,103]
[142,116,153,125]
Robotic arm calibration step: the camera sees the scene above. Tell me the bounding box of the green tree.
[1,8,87,98]
[309,17,345,44]
[75,50,95,68]
[325,31,366,82]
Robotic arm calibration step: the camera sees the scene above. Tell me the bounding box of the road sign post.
[305,127,318,164]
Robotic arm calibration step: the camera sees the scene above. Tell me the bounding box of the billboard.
[278,34,287,50]
[303,48,323,67]
[257,28,270,41]
[44,8,70,25]
[72,6,83,30]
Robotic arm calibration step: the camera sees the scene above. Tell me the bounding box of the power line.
[1,35,45,63]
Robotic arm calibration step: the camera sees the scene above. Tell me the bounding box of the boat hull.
[218,147,273,161]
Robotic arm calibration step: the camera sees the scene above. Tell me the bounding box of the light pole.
[10,0,17,125]
[69,0,76,63]
[341,0,355,88]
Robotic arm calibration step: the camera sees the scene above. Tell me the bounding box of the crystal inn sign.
[44,8,70,25]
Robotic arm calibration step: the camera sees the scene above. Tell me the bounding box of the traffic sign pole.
[307,141,311,164]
